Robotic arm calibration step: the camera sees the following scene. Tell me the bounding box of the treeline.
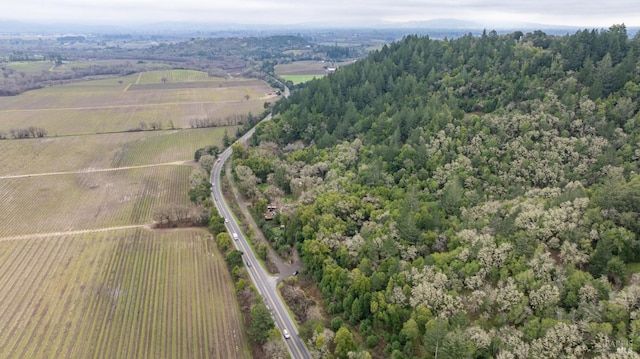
[127,120,172,132]
[0,126,47,139]
[208,180,288,358]
[57,35,86,42]
[189,113,248,128]
[235,25,640,358]
[0,62,148,96]
[319,44,351,60]
[235,111,270,140]
[151,204,208,227]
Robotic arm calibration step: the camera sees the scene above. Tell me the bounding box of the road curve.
[210,114,311,359]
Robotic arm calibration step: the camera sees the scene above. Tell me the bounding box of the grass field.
[4,61,53,74]
[275,60,355,78]
[0,228,250,359]
[280,74,325,84]
[0,70,275,135]
[274,60,358,84]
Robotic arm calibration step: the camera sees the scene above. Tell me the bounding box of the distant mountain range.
[0,18,636,37]
[383,18,582,31]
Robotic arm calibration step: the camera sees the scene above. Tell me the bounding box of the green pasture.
[5,61,53,74]
[281,74,325,84]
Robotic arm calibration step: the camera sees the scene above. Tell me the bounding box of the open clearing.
[275,60,357,84]
[274,60,330,76]
[280,74,325,84]
[0,228,250,359]
[275,60,328,83]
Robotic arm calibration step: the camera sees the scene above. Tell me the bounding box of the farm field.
[5,60,171,75]
[275,60,355,84]
[53,60,171,72]
[280,74,325,85]
[0,69,275,135]
[4,61,53,74]
[0,69,262,357]
[0,165,192,238]
[0,127,235,176]
[274,60,330,76]
[0,228,250,359]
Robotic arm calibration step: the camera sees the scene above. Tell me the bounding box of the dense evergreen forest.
[233,25,640,358]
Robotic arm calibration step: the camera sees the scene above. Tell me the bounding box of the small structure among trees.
[264,205,277,220]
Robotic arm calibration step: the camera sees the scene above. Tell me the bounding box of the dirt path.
[0,161,192,179]
[0,160,198,241]
[0,224,150,242]
[223,161,302,280]
[0,100,244,113]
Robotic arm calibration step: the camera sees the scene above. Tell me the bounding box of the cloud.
[3,0,640,27]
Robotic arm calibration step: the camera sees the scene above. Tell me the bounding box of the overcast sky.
[3,0,639,28]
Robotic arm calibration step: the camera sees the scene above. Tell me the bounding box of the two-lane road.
[210,117,311,359]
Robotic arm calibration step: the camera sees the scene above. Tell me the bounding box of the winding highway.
[210,110,311,358]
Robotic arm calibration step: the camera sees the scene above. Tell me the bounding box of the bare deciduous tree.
[263,339,288,359]
[8,126,47,139]
[198,155,216,173]
[153,204,198,227]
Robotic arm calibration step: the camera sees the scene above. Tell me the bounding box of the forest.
[232,25,640,358]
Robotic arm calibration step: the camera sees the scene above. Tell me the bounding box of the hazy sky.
[3,0,640,27]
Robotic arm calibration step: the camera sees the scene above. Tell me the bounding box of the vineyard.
[0,127,235,176]
[0,166,191,237]
[109,128,233,167]
[0,228,250,359]
[0,69,265,357]
[135,69,215,83]
[0,70,274,135]
[274,60,330,75]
